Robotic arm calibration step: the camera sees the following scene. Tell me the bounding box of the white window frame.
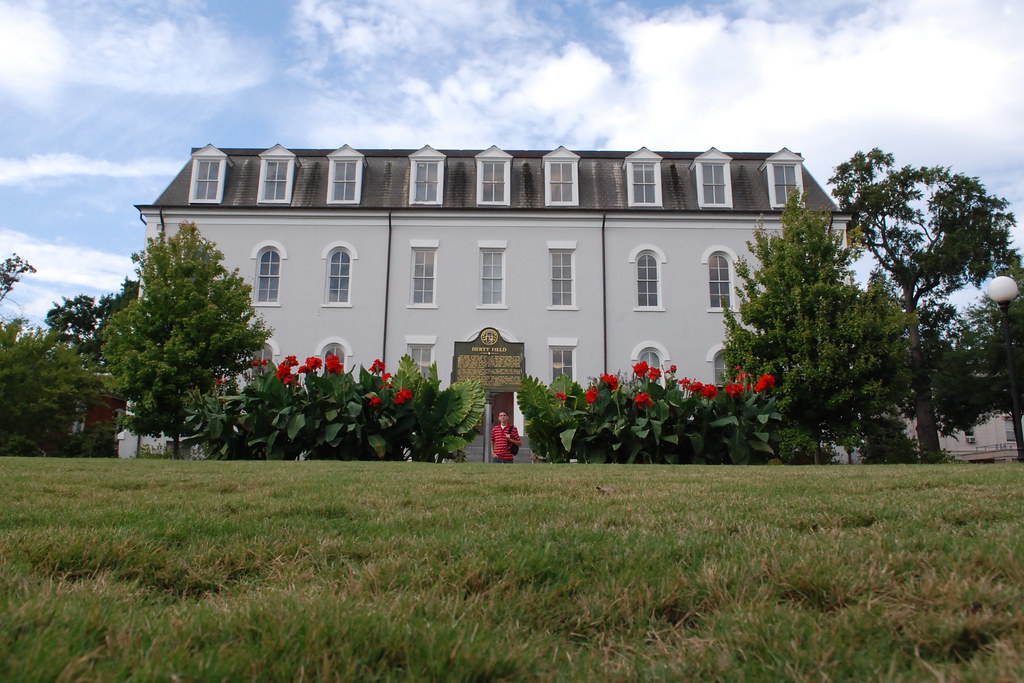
[543,147,580,206]
[624,148,663,207]
[478,240,507,308]
[476,146,511,206]
[189,144,228,204]
[547,240,577,310]
[327,145,365,204]
[630,341,670,375]
[409,146,445,205]
[254,247,282,305]
[406,336,436,378]
[708,252,731,310]
[548,338,577,383]
[257,145,296,204]
[409,239,438,308]
[320,241,359,307]
[761,148,805,208]
[701,246,737,312]
[316,336,352,370]
[629,244,666,312]
[691,148,734,209]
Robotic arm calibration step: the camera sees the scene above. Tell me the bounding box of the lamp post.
[986,276,1024,463]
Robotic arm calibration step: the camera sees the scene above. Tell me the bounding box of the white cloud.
[0,154,182,186]
[0,1,69,107]
[0,228,135,325]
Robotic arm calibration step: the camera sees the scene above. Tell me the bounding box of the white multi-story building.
[138,144,844,431]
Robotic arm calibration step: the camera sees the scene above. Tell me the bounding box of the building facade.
[138,144,844,428]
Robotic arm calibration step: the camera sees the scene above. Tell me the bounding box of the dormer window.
[409,146,445,205]
[624,148,663,207]
[258,145,296,204]
[327,145,365,204]
[691,148,733,209]
[543,147,579,206]
[761,148,805,208]
[476,146,512,206]
[189,144,227,204]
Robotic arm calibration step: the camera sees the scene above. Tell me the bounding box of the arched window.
[257,343,274,364]
[713,352,727,384]
[326,248,352,303]
[636,251,659,307]
[256,248,280,303]
[638,347,661,370]
[709,253,731,309]
[322,342,346,361]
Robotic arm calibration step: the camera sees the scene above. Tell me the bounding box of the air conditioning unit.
[966,436,976,444]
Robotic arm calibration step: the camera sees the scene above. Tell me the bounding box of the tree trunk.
[907,309,941,454]
[171,434,181,460]
[814,442,825,465]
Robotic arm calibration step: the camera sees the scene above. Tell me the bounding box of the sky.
[1,0,1022,325]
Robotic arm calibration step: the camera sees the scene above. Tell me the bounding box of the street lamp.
[986,276,1024,463]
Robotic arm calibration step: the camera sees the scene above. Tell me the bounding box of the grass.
[1,459,1023,682]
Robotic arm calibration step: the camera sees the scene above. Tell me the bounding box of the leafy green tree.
[1,253,36,316]
[724,193,911,464]
[830,149,1018,454]
[105,223,270,458]
[0,319,103,456]
[931,263,1024,434]
[46,278,139,365]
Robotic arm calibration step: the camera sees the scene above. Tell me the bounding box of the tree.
[105,223,270,458]
[931,262,1024,434]
[1,253,36,312]
[0,319,103,456]
[724,193,911,464]
[46,278,140,365]
[830,149,1018,454]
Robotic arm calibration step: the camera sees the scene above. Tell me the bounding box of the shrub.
[518,365,781,464]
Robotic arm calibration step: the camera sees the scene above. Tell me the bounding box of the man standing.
[490,411,521,463]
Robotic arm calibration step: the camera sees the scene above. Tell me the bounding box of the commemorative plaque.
[452,328,525,392]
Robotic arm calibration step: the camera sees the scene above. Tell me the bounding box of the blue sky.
[2,0,1022,324]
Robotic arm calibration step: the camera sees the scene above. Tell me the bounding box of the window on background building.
[636,251,659,307]
[638,347,661,371]
[773,164,798,204]
[193,160,220,201]
[713,352,727,384]
[548,162,574,203]
[480,161,505,203]
[331,160,357,202]
[551,347,574,381]
[550,250,574,307]
[708,253,731,309]
[321,343,346,362]
[326,248,352,303]
[263,160,289,201]
[480,249,504,306]
[1006,417,1016,442]
[256,343,274,365]
[256,248,280,303]
[408,345,433,377]
[414,161,439,203]
[411,248,436,305]
[632,163,657,204]
[702,164,727,205]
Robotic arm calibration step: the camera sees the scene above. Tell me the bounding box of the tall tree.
[724,193,910,464]
[1,253,36,311]
[46,278,140,365]
[0,319,103,456]
[105,223,270,458]
[830,149,1017,454]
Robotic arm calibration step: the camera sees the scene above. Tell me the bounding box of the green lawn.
[1,459,1022,681]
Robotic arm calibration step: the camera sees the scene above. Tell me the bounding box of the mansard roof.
[144,147,837,212]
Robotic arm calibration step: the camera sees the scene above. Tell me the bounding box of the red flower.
[215,378,226,384]
[282,374,294,385]
[368,395,382,407]
[701,384,719,399]
[370,359,386,374]
[325,355,343,375]
[275,364,292,382]
[633,361,649,377]
[394,388,413,404]
[601,374,619,391]
[635,392,654,408]
[297,365,308,374]
[725,383,744,398]
[688,381,704,394]
[284,355,298,367]
[755,374,776,392]
[305,356,323,372]
[668,365,677,375]
[648,367,662,381]
[556,392,568,401]
[381,372,392,383]
[586,387,598,404]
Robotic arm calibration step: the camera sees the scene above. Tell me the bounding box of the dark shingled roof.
[144,148,838,213]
